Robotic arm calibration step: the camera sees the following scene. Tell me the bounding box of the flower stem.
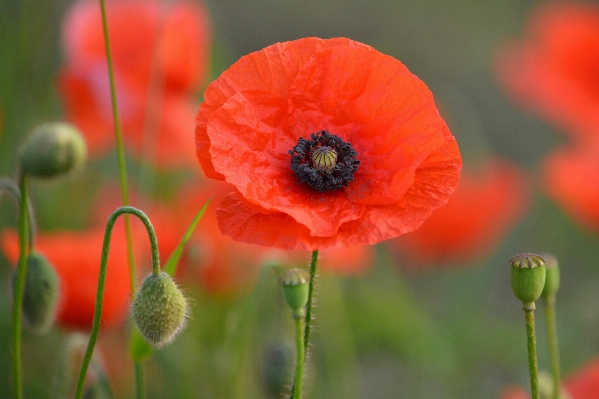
[544,296,562,399]
[0,177,35,251]
[98,0,137,294]
[99,1,141,394]
[134,361,145,399]
[524,304,540,399]
[74,206,160,399]
[293,316,306,399]
[11,173,28,399]
[303,250,319,358]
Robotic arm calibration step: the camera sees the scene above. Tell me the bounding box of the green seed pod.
[132,272,188,347]
[510,253,546,308]
[19,122,87,178]
[15,252,60,334]
[540,253,560,300]
[280,268,310,319]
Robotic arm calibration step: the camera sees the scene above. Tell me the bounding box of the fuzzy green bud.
[280,268,310,319]
[132,272,188,347]
[540,253,560,300]
[19,122,87,178]
[14,252,60,334]
[510,253,547,308]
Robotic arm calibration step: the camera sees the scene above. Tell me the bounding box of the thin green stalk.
[303,250,319,358]
[544,296,561,399]
[524,307,540,399]
[293,317,306,399]
[99,2,141,395]
[11,173,28,399]
[134,362,145,399]
[0,177,35,251]
[98,0,137,294]
[75,206,160,399]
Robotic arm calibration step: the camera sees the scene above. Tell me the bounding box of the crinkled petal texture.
[196,37,461,250]
[387,159,529,267]
[543,142,599,232]
[495,2,599,141]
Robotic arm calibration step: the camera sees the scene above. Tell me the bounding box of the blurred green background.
[2,0,599,398]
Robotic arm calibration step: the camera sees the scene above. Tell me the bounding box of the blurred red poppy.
[543,141,599,232]
[59,0,211,168]
[387,159,529,267]
[500,358,599,399]
[196,37,461,251]
[1,225,137,331]
[495,2,599,141]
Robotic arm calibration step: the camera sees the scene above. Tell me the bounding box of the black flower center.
[289,130,360,192]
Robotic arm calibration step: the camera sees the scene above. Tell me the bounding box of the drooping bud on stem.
[19,122,87,178]
[14,252,59,334]
[510,253,547,309]
[280,268,310,320]
[132,272,188,347]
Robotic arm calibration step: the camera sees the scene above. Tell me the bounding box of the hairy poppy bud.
[510,253,546,308]
[131,272,188,347]
[15,252,59,334]
[280,268,310,319]
[19,122,87,178]
[540,253,560,300]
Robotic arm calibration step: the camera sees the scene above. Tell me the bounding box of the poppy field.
[1,1,599,398]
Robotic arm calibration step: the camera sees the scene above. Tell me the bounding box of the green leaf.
[163,196,212,277]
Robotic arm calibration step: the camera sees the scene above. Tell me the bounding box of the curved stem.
[303,250,319,358]
[293,316,306,399]
[0,177,36,251]
[544,296,562,399]
[98,0,137,295]
[524,306,540,399]
[74,206,160,399]
[11,173,28,399]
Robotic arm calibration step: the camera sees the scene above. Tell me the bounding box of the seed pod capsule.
[280,268,310,319]
[510,253,546,308]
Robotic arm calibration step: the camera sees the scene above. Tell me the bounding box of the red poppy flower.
[59,0,211,168]
[1,226,137,331]
[543,141,599,232]
[387,159,529,267]
[500,358,599,399]
[195,37,462,251]
[495,2,599,141]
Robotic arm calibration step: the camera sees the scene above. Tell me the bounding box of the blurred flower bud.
[261,342,293,398]
[132,272,188,347]
[14,252,59,334]
[540,253,560,300]
[279,268,310,319]
[19,122,87,178]
[510,253,546,308]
